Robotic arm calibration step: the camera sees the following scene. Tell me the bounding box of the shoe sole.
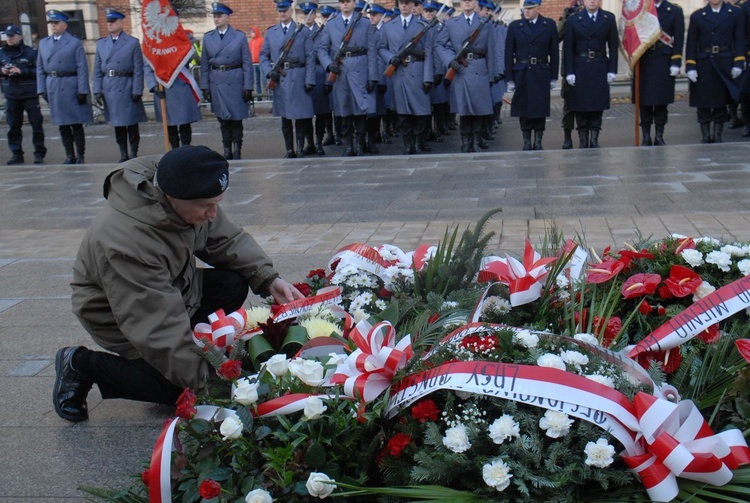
[53,348,88,422]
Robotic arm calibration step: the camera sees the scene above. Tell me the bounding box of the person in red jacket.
[248,26,267,98]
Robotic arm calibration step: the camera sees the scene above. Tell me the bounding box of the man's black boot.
[641,125,652,146]
[522,130,532,151]
[589,129,600,148]
[533,130,544,151]
[700,123,712,143]
[654,125,666,146]
[562,128,573,149]
[53,347,94,422]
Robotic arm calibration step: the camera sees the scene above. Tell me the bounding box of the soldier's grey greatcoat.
[145,64,202,126]
[505,14,559,118]
[93,32,147,127]
[36,31,92,125]
[563,9,619,112]
[378,16,434,116]
[369,23,387,116]
[435,13,500,116]
[490,20,508,105]
[199,25,253,120]
[309,23,333,115]
[259,22,316,120]
[430,21,450,105]
[316,14,378,117]
[636,0,684,107]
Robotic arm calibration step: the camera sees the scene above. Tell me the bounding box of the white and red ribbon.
[272,285,343,322]
[192,308,250,349]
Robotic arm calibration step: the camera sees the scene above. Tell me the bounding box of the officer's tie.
[403,19,408,30]
[590,13,596,22]
[344,18,349,28]
[283,26,288,35]
[466,16,471,26]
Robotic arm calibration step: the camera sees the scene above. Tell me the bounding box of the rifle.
[445,4,502,82]
[267,10,316,91]
[384,4,446,78]
[327,3,370,84]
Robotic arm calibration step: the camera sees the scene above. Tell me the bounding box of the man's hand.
[327,63,342,75]
[150,86,165,99]
[669,65,680,77]
[268,277,306,304]
[422,82,432,94]
[389,56,401,67]
[566,74,576,86]
[304,83,315,93]
[76,93,87,105]
[268,71,281,83]
[687,70,697,83]
[606,72,616,83]
[202,89,211,102]
[731,66,743,79]
[493,73,504,84]
[366,80,377,93]
[324,83,333,95]
[506,81,515,92]
[132,94,142,103]
[94,93,104,106]
[449,59,462,72]
[433,74,443,86]
[243,89,253,102]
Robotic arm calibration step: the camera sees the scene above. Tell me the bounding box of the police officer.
[0,24,46,164]
[317,0,378,156]
[740,0,750,138]
[298,1,323,155]
[314,4,338,150]
[635,0,684,146]
[685,0,745,143]
[93,8,148,163]
[145,64,202,149]
[423,2,451,139]
[260,0,316,158]
[379,0,434,154]
[557,0,582,149]
[37,10,92,164]
[505,0,558,151]
[200,2,254,160]
[489,3,508,133]
[365,3,388,154]
[563,0,618,148]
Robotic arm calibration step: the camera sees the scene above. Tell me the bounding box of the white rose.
[680,249,704,267]
[233,376,260,405]
[303,396,328,420]
[482,458,513,491]
[442,424,472,453]
[245,488,273,503]
[536,353,566,371]
[584,438,616,468]
[219,414,243,441]
[288,358,326,386]
[305,472,336,499]
[539,410,573,439]
[263,354,290,379]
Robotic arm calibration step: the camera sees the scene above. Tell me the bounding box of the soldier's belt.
[104,70,134,77]
[403,54,425,63]
[210,64,242,71]
[700,45,730,54]
[464,52,486,60]
[517,57,548,65]
[577,51,605,59]
[280,61,306,69]
[48,71,76,77]
[342,47,367,58]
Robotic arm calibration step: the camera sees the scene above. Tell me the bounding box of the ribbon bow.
[193,308,250,349]
[330,319,412,402]
[477,240,557,306]
[622,392,750,502]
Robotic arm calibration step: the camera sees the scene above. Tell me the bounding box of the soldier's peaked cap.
[46,10,69,22]
[105,8,126,20]
[211,2,233,15]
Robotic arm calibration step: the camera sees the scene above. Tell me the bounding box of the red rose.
[199,479,221,499]
[411,399,441,423]
[697,323,720,344]
[594,316,622,347]
[638,300,652,315]
[307,268,327,279]
[141,468,150,487]
[294,282,312,297]
[175,388,197,419]
[386,432,412,458]
[217,360,243,380]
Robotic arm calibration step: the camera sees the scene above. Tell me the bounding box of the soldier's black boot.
[342,135,356,157]
[128,125,140,159]
[334,116,343,146]
[322,114,335,145]
[533,130,544,151]
[589,129,600,148]
[283,119,296,158]
[641,125,652,146]
[296,138,306,158]
[223,144,234,159]
[61,127,76,164]
[180,124,192,146]
[742,126,750,138]
[700,123,712,143]
[355,135,366,156]
[578,129,589,149]
[713,122,724,143]
[403,135,413,155]
[73,126,86,164]
[315,134,326,155]
[167,126,180,149]
[562,128,573,150]
[115,127,129,162]
[233,141,242,160]
[302,120,316,156]
[522,130,532,151]
[654,125,666,146]
[460,134,471,153]
[728,104,742,129]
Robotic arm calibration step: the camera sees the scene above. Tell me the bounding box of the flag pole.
[158,83,171,152]
[634,60,640,147]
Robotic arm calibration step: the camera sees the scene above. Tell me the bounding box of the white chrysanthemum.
[349,292,375,313]
[514,329,539,349]
[488,415,520,444]
[560,350,589,371]
[442,424,472,453]
[573,333,600,346]
[377,244,408,263]
[584,373,615,388]
[245,306,272,330]
[482,296,513,316]
[721,244,746,257]
[482,458,513,491]
[347,273,378,289]
[693,281,716,302]
[351,307,369,324]
[539,410,574,438]
[680,249,704,267]
[584,438,616,468]
[705,250,732,272]
[737,259,750,276]
[300,318,342,339]
[556,273,570,289]
[742,245,750,257]
[537,353,566,371]
[375,299,387,311]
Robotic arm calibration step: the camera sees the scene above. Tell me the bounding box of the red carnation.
[199,479,221,499]
[638,300,652,315]
[386,432,413,458]
[621,273,661,299]
[294,282,312,297]
[411,399,441,423]
[657,306,666,316]
[175,388,197,419]
[586,259,626,284]
[664,265,702,298]
[217,359,243,380]
[697,323,721,344]
[307,268,327,279]
[658,284,674,300]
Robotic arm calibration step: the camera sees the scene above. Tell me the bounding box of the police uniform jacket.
[0,41,39,99]
[200,25,254,120]
[491,20,508,105]
[637,1,684,106]
[563,9,618,112]
[317,14,378,117]
[93,32,148,127]
[378,16,434,116]
[36,31,93,126]
[369,23,387,116]
[435,13,501,116]
[738,1,750,94]
[309,23,333,115]
[505,15,559,118]
[145,64,202,126]
[430,21,450,104]
[260,21,316,120]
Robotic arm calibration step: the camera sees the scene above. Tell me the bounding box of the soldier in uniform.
[563,0,618,148]
[505,0,559,151]
[314,4,338,150]
[0,24,46,164]
[557,0,582,149]
[686,0,746,143]
[37,10,92,164]
[435,0,503,153]
[741,0,750,138]
[379,0,434,154]
[489,4,508,132]
[317,0,378,156]
[260,0,316,158]
[145,65,202,150]
[365,3,388,154]
[93,8,148,162]
[298,1,324,155]
[423,2,450,140]
[200,2,254,160]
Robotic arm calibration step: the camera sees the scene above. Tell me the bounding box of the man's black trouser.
[6,97,46,158]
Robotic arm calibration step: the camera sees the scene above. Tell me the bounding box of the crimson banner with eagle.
[141,0,194,87]
[619,0,661,67]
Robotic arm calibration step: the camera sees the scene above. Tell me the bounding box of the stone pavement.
[2,114,750,500]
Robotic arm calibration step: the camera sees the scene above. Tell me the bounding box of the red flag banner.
[619,0,661,67]
[141,0,194,87]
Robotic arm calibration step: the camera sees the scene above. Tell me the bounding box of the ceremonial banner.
[141,0,194,87]
[619,0,661,66]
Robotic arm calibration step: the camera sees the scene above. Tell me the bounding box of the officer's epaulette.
[206,29,217,35]
[97,36,107,41]
[268,25,275,30]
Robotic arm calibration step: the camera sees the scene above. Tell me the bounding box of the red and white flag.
[141,0,194,87]
[619,0,661,66]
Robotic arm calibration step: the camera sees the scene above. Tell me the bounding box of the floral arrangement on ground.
[84,209,750,503]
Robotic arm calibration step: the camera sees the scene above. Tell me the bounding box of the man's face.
[213,13,229,29]
[106,18,123,35]
[423,9,435,21]
[167,193,225,226]
[523,5,539,20]
[5,33,21,46]
[49,20,67,37]
[460,0,477,15]
[479,6,488,16]
[584,0,600,13]
[400,0,415,16]
[279,8,292,23]
[339,0,355,16]
[708,0,724,7]
[370,12,383,25]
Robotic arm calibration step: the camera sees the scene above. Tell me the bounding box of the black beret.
[156,146,229,200]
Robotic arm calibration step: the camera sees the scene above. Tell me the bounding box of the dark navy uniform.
[0,26,46,164]
[635,0,684,146]
[557,1,583,149]
[737,0,750,137]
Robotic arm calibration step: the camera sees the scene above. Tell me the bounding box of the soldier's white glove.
[606,72,616,83]
[550,80,557,90]
[507,81,515,92]
[566,74,575,86]
[687,70,697,82]
[669,66,680,77]
[731,66,743,79]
